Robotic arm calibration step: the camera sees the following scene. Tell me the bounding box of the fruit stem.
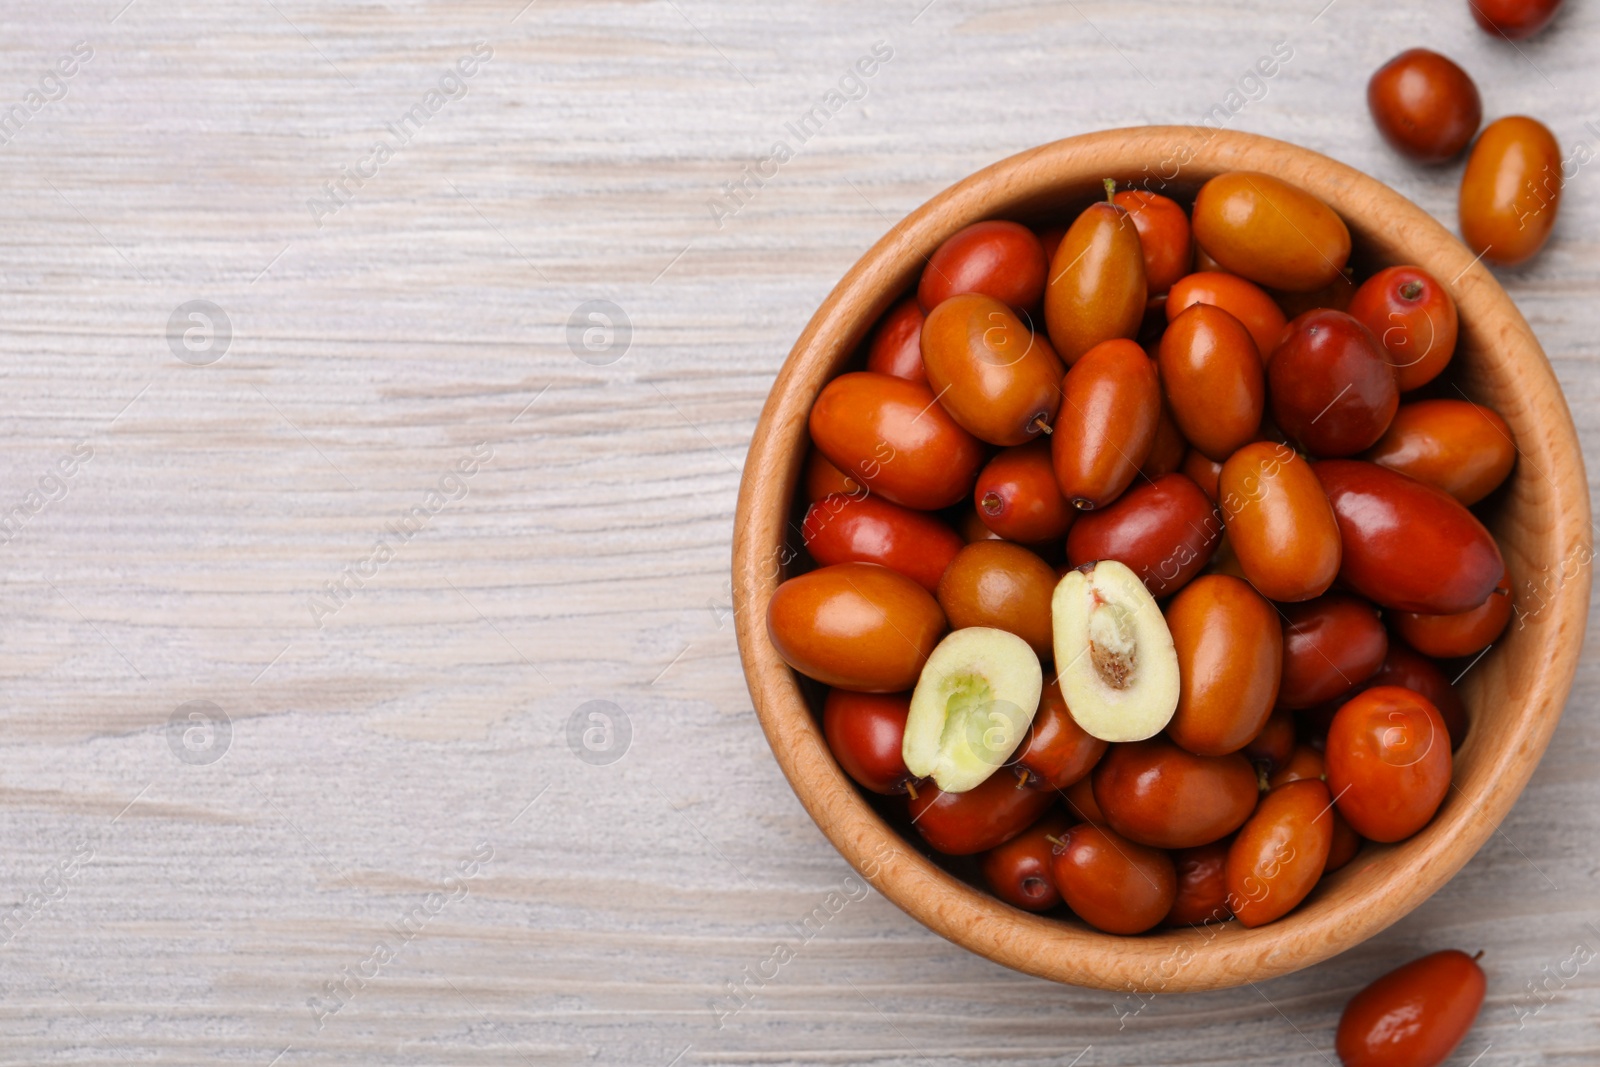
[1400,280,1424,301]
[1044,834,1065,848]
[1031,414,1054,436]
[1103,177,1117,203]
[1473,949,1486,962]
[904,780,918,801]
[1016,769,1030,788]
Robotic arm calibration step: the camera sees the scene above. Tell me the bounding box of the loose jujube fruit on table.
[1244,710,1297,771]
[1050,822,1176,935]
[1460,116,1562,266]
[803,448,863,501]
[1316,459,1505,614]
[802,492,963,593]
[1191,171,1352,292]
[768,563,945,692]
[975,440,1077,543]
[1363,399,1514,506]
[1051,338,1161,509]
[1392,574,1512,660]
[921,293,1065,445]
[1164,840,1232,926]
[1470,0,1563,39]
[1336,950,1487,1067]
[1269,310,1399,457]
[865,297,928,381]
[1045,188,1147,364]
[980,812,1071,911]
[822,690,915,795]
[1011,678,1107,790]
[937,541,1057,659]
[1092,737,1259,849]
[1219,442,1342,602]
[1158,303,1264,461]
[918,220,1048,313]
[1367,49,1482,164]
[809,372,984,510]
[907,769,1054,855]
[1139,400,1189,480]
[1347,266,1458,392]
[1167,272,1287,360]
[1113,190,1192,295]
[1226,778,1334,927]
[1052,560,1182,743]
[1326,686,1452,842]
[1368,642,1469,750]
[903,626,1042,793]
[1065,473,1221,598]
[1277,594,1388,710]
[1164,575,1283,757]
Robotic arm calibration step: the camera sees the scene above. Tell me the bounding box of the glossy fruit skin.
[1165,575,1283,756]
[975,440,1077,542]
[810,372,985,510]
[1369,642,1469,750]
[1012,679,1107,789]
[919,220,1048,313]
[1050,823,1176,934]
[1270,310,1399,457]
[1278,595,1388,710]
[1191,172,1352,292]
[768,563,946,692]
[1065,473,1220,597]
[1326,686,1452,842]
[1268,745,1325,790]
[922,294,1065,446]
[1367,49,1482,164]
[804,449,862,501]
[1220,442,1342,602]
[1336,950,1487,1067]
[1168,272,1287,359]
[1114,190,1192,295]
[1393,574,1512,659]
[822,690,915,795]
[936,541,1056,659]
[1093,738,1259,849]
[1140,401,1189,480]
[1064,776,1104,823]
[1164,841,1232,926]
[908,770,1055,855]
[1183,449,1224,502]
[1470,0,1563,39]
[802,493,963,593]
[1347,266,1459,392]
[1226,778,1333,927]
[1326,809,1362,872]
[1245,710,1297,771]
[1052,338,1161,509]
[1159,303,1265,461]
[980,812,1070,911]
[865,297,927,382]
[1460,116,1562,266]
[1363,399,1514,505]
[1316,460,1505,614]
[1045,201,1147,365]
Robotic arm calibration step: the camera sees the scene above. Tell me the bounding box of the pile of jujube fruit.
[768,170,1515,936]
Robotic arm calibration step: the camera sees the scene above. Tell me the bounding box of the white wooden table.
[0,1,1595,1063]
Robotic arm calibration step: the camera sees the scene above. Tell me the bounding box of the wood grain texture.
[0,1,1596,1064]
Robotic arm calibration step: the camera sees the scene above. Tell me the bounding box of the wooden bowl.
[731,127,1590,992]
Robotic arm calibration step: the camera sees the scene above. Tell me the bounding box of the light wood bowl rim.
[731,126,1591,992]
